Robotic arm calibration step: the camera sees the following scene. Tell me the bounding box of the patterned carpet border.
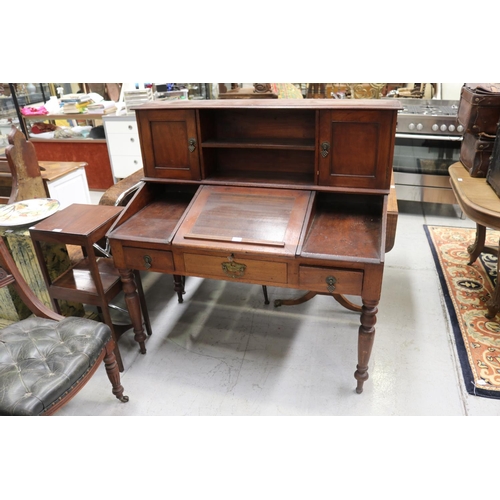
[425,225,500,400]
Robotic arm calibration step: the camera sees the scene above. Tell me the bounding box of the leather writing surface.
[190,191,294,244]
[173,185,311,257]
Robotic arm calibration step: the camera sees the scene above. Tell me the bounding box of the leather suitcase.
[486,122,500,197]
[458,83,500,136]
[460,131,495,177]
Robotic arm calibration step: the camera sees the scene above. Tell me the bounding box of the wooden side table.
[449,162,500,318]
[29,203,152,371]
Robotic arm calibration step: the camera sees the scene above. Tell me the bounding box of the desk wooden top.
[0,159,87,182]
[30,204,122,240]
[449,162,500,230]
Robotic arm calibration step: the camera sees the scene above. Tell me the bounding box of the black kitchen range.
[391,98,463,204]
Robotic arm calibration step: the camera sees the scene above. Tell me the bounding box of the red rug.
[425,225,500,399]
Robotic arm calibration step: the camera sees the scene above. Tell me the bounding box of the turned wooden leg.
[354,300,378,394]
[173,274,185,303]
[104,340,129,403]
[98,305,125,373]
[468,224,486,264]
[119,268,147,354]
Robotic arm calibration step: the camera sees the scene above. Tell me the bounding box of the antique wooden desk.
[107,99,402,393]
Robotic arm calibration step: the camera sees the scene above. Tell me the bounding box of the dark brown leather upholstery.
[0,317,111,415]
[0,317,111,416]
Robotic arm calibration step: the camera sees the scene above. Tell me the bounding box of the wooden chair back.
[5,126,47,204]
[0,236,62,321]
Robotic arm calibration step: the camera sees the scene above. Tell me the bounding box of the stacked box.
[123,88,153,114]
[458,83,500,177]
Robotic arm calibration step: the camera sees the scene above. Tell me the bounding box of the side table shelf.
[29,203,152,372]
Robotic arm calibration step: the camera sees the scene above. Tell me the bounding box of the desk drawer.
[123,246,174,273]
[298,266,363,295]
[184,253,287,285]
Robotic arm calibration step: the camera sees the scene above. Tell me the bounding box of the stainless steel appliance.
[392,98,463,204]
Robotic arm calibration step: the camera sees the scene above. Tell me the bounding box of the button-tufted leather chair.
[0,237,129,415]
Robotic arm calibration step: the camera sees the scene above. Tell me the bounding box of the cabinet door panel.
[138,109,201,180]
[318,109,395,191]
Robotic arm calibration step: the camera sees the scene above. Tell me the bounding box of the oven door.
[393,133,462,204]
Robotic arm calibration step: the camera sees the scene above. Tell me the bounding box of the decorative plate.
[0,198,60,227]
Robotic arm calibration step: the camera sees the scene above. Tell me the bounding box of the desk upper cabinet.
[135,100,399,192]
[137,109,201,180]
[318,108,396,191]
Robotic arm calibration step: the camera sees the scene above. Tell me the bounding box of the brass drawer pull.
[143,255,152,269]
[326,276,336,293]
[188,138,197,153]
[221,254,246,278]
[321,141,330,158]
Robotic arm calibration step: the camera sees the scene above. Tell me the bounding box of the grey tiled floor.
[57,198,500,416]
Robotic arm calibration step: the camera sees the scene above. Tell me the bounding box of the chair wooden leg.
[98,305,125,373]
[103,340,129,403]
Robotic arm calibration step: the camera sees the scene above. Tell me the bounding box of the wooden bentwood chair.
[0,237,128,416]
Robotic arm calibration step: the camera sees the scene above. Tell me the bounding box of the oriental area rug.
[425,225,500,399]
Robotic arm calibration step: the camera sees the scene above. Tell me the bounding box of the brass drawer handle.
[188,137,197,153]
[143,255,152,269]
[326,276,336,293]
[221,254,246,278]
[321,141,330,158]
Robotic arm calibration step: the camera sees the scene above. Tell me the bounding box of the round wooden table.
[449,162,500,318]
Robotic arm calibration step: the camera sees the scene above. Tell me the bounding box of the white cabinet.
[103,115,143,180]
[41,162,91,210]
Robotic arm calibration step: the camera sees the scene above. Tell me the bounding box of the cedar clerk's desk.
[106,99,402,394]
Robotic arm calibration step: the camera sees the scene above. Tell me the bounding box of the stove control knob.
[416,123,423,131]
[408,123,415,130]
[432,124,439,131]
[448,124,456,132]
[440,124,447,132]
[457,125,464,133]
